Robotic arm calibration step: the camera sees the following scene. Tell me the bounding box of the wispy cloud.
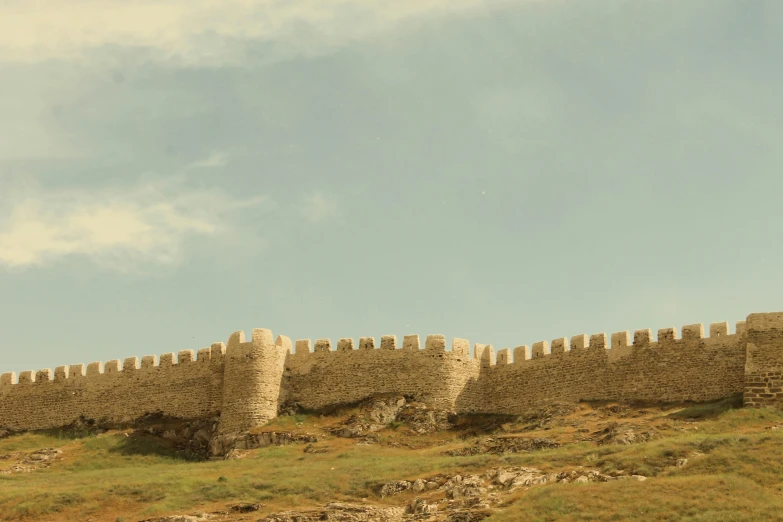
[0,0,524,65]
[296,192,341,223]
[0,176,269,272]
[184,151,231,169]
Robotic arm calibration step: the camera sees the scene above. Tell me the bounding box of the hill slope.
[2,394,783,521]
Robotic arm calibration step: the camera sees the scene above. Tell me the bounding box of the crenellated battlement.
[287,334,487,362]
[1,311,781,455]
[0,318,752,390]
[1,344,224,388]
[463,320,749,368]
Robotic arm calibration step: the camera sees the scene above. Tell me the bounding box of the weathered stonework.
[2,311,783,454]
[743,313,783,409]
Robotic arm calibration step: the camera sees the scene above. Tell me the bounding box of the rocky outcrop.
[332,396,407,438]
[0,447,62,475]
[592,421,657,445]
[228,431,319,451]
[262,503,405,521]
[445,436,561,456]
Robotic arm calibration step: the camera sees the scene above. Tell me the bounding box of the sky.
[1,0,782,375]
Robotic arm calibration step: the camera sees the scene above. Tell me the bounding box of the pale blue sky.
[1,0,782,375]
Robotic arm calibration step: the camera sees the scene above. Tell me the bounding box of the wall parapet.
[0,319,751,385]
[0,341,227,388]
[288,334,485,360]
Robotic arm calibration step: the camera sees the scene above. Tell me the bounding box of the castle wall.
[0,346,225,431]
[744,312,783,408]
[1,311,782,443]
[474,321,748,415]
[284,334,482,411]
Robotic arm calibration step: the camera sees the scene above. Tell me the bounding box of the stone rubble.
[0,447,62,474]
[139,513,213,522]
[592,421,657,446]
[261,503,405,521]
[231,431,319,450]
[445,436,561,456]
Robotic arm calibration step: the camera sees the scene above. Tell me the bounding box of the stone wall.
[0,346,225,431]
[744,312,783,408]
[284,334,482,412]
[473,321,747,415]
[1,312,782,442]
[283,320,750,416]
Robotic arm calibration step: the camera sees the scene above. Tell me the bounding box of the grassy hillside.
[2,395,783,521]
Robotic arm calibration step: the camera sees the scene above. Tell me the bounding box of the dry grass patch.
[2,397,783,520]
[487,474,783,522]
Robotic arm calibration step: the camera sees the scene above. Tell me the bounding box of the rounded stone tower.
[210,328,290,455]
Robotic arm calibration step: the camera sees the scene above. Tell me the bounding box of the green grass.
[486,403,783,521]
[2,399,783,520]
[0,432,504,519]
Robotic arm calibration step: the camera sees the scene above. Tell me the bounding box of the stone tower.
[210,328,290,454]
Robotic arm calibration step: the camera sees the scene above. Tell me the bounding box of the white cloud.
[0,176,269,271]
[0,0,526,65]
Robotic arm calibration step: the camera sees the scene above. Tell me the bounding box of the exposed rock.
[228,502,264,512]
[614,475,647,481]
[56,416,110,437]
[444,511,493,522]
[278,402,302,417]
[193,428,212,444]
[223,449,249,460]
[406,497,439,515]
[238,431,319,449]
[355,435,380,445]
[140,513,212,522]
[135,415,220,458]
[260,497,497,522]
[495,471,517,486]
[332,396,455,439]
[598,404,632,417]
[141,464,647,522]
[593,422,657,446]
[0,447,62,475]
[379,480,412,497]
[483,466,633,489]
[446,436,560,456]
[22,447,61,464]
[514,402,580,430]
[262,502,405,521]
[411,479,427,493]
[334,397,407,437]
[396,403,454,434]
